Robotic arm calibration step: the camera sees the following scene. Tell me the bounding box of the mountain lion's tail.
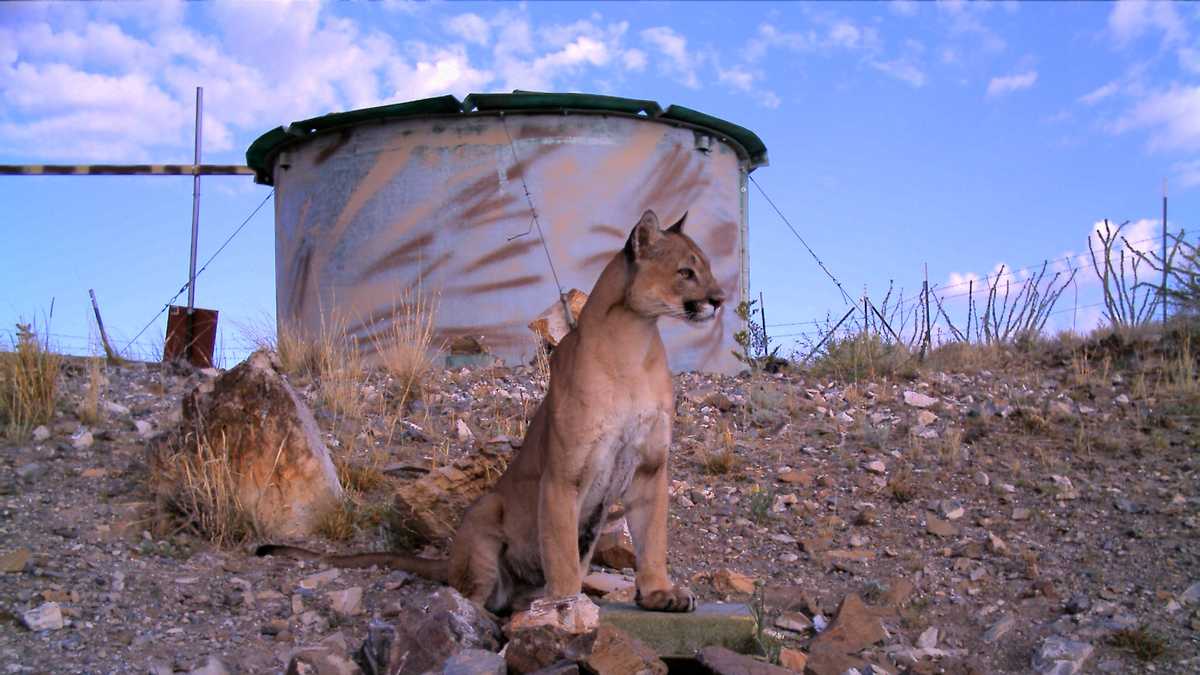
[255,544,449,583]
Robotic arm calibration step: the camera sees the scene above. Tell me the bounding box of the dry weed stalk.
[0,322,62,439]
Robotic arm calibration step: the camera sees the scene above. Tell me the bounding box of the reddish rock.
[583,625,667,675]
[697,647,791,675]
[711,569,756,595]
[804,594,886,675]
[148,349,343,538]
[779,648,807,672]
[593,518,638,571]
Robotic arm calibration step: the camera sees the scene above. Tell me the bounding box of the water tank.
[247,92,768,373]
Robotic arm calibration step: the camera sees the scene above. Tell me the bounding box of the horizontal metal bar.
[0,164,253,176]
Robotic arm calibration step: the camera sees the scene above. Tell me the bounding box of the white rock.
[865,460,887,475]
[133,420,154,439]
[1114,394,1131,405]
[71,430,94,450]
[456,419,475,443]
[327,586,364,616]
[903,391,938,408]
[917,626,939,649]
[508,593,599,634]
[22,602,64,631]
[188,656,232,675]
[1032,636,1093,675]
[1180,581,1200,606]
[300,568,341,590]
[31,425,50,442]
[101,400,130,416]
[982,613,1015,643]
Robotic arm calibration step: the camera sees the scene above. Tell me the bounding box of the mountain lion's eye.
[678,268,695,280]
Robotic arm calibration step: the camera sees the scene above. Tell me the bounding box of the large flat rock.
[598,602,756,658]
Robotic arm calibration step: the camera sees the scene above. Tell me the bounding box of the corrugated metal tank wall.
[271,113,748,374]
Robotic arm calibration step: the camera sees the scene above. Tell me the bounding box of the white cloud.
[1108,0,1187,47]
[871,58,927,87]
[641,26,699,88]
[1111,85,1200,151]
[828,21,863,49]
[0,6,667,161]
[889,0,919,17]
[493,17,638,91]
[389,45,493,101]
[986,70,1037,97]
[759,90,782,109]
[622,48,647,71]
[445,13,490,46]
[937,0,1007,53]
[1079,80,1120,106]
[718,66,754,92]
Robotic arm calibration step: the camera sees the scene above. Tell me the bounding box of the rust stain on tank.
[588,224,626,239]
[314,129,354,166]
[463,238,541,273]
[704,221,738,258]
[448,275,544,295]
[580,249,620,271]
[360,232,434,280]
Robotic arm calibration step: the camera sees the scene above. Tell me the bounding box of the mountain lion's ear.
[666,212,687,234]
[625,210,663,261]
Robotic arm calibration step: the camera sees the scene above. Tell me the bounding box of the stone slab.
[598,602,756,658]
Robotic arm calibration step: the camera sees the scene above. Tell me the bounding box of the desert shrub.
[811,332,914,382]
[0,323,62,439]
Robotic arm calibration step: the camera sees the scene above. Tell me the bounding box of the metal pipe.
[187,87,203,314]
[0,164,252,176]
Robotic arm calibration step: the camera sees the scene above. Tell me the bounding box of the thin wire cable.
[124,189,275,351]
[750,174,854,306]
[499,113,573,327]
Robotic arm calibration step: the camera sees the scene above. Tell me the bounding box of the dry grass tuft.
[1108,626,1168,662]
[701,421,740,475]
[371,289,440,414]
[811,333,915,382]
[335,454,391,493]
[888,464,920,503]
[924,342,1009,374]
[0,323,62,439]
[314,496,359,542]
[154,432,259,546]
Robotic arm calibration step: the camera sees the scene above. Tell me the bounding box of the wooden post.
[88,289,120,363]
[921,264,931,359]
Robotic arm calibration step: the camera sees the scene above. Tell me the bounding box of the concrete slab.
[599,602,757,658]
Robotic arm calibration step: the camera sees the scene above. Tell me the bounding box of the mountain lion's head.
[623,209,725,323]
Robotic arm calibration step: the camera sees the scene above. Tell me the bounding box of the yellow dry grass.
[155,431,260,546]
[0,323,62,439]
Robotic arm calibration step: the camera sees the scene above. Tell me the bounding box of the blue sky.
[1,1,1198,361]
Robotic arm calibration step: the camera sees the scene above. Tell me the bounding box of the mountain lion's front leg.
[624,414,695,612]
[539,464,583,598]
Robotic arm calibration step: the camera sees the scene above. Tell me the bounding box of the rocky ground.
[2,333,1199,674]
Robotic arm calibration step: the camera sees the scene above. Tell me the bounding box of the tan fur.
[259,209,724,614]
